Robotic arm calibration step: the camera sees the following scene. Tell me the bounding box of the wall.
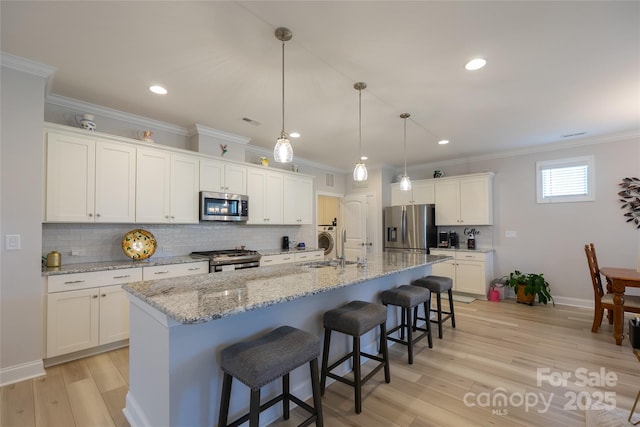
[0,63,48,384]
[398,135,640,305]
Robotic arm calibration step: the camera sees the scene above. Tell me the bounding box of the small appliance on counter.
[46,250,61,267]
[282,236,290,250]
[438,232,449,248]
[448,231,458,249]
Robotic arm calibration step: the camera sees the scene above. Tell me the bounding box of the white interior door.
[339,195,368,260]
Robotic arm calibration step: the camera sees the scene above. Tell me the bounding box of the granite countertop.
[42,255,205,276]
[123,252,451,325]
[259,248,323,256]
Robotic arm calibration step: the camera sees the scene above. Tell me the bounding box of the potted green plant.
[507,270,554,306]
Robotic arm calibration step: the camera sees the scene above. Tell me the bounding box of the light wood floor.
[2,300,639,427]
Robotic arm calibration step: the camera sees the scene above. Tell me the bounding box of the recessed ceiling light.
[149,85,168,95]
[438,139,450,145]
[289,132,300,138]
[465,58,486,71]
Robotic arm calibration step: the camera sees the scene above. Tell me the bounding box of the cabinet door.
[45,132,95,222]
[246,168,266,224]
[199,159,224,192]
[283,176,313,224]
[455,261,486,294]
[434,179,460,225]
[390,183,412,206]
[224,163,247,195]
[95,141,136,223]
[431,260,456,289]
[98,285,129,344]
[264,172,284,224]
[47,288,100,357]
[136,148,171,223]
[459,176,493,225]
[170,154,199,223]
[411,181,435,205]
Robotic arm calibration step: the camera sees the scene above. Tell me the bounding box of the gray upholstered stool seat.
[412,275,456,339]
[218,325,323,427]
[320,300,390,414]
[381,285,433,364]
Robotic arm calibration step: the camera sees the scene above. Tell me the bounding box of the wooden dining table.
[599,267,640,345]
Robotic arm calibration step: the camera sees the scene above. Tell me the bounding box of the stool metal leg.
[353,336,362,414]
[320,329,331,395]
[249,388,260,427]
[282,373,290,420]
[449,289,456,328]
[405,307,414,364]
[424,301,433,348]
[630,388,640,425]
[435,293,444,338]
[218,372,233,427]
[380,322,391,383]
[310,358,324,427]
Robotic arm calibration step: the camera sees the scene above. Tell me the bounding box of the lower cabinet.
[430,250,494,299]
[259,251,323,266]
[142,261,209,280]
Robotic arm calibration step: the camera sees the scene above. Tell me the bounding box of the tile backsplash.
[436,225,493,249]
[43,223,316,264]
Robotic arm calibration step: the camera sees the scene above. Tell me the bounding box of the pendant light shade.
[353,82,368,182]
[274,27,293,163]
[399,113,412,191]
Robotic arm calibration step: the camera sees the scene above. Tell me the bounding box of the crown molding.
[0,51,56,93]
[188,124,251,145]
[45,93,189,136]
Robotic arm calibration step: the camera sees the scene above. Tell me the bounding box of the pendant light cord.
[281,40,285,136]
[358,87,362,159]
[403,116,407,174]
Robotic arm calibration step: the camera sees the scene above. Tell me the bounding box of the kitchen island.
[122,251,449,427]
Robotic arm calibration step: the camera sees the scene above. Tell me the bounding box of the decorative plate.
[122,229,157,260]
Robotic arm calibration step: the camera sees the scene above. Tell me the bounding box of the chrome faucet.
[338,228,347,267]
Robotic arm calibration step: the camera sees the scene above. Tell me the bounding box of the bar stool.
[381,285,433,364]
[218,325,323,427]
[320,300,390,414]
[412,275,456,339]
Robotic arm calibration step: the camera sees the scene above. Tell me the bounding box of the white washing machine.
[317,226,337,259]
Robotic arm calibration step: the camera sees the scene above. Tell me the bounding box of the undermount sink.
[303,259,358,268]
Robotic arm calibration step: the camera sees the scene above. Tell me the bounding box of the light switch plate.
[5,234,21,250]
[505,230,518,239]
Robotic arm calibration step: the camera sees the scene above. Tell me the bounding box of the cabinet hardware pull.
[187,267,200,271]
[88,213,93,217]
[64,280,85,284]
[113,275,131,279]
[155,271,170,275]
[96,213,101,217]
[101,294,107,297]
[93,295,98,298]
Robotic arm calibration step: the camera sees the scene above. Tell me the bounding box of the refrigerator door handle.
[401,207,407,246]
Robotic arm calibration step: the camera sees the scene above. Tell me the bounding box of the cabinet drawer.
[48,268,142,293]
[260,254,295,266]
[455,251,487,262]
[429,249,454,257]
[142,261,209,280]
[294,251,323,262]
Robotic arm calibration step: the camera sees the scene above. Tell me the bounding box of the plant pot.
[516,284,535,306]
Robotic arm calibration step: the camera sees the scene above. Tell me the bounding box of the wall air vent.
[242,117,262,126]
[325,173,335,188]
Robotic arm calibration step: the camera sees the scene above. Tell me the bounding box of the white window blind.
[536,156,595,203]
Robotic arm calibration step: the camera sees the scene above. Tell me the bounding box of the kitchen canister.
[46,250,61,267]
[75,113,96,131]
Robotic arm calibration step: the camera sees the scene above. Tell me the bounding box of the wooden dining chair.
[585,243,640,333]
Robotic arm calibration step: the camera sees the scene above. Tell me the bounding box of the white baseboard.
[0,359,45,386]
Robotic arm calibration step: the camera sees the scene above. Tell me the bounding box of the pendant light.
[274,27,293,163]
[399,113,412,191]
[353,82,368,182]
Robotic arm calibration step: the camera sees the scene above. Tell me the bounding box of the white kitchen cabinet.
[136,148,199,223]
[246,167,284,225]
[390,180,435,206]
[45,132,136,223]
[259,251,323,266]
[142,261,209,280]
[429,249,493,299]
[200,159,247,195]
[434,173,494,226]
[283,175,313,224]
[46,268,142,358]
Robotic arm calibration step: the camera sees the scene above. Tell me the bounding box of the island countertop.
[123,252,450,325]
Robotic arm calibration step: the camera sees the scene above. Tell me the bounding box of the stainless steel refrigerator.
[383,204,436,252]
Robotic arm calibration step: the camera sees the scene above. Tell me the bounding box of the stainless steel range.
[190,249,262,273]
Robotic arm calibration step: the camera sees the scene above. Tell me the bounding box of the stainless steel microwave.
[200,192,248,222]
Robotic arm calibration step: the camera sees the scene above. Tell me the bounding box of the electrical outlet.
[5,234,21,250]
[505,230,518,239]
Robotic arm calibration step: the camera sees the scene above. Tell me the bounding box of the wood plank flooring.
[2,300,639,426]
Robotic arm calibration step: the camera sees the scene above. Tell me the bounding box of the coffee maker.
[448,231,458,249]
[282,236,290,250]
[438,232,450,248]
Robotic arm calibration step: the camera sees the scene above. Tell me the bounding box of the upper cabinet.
[45,132,136,223]
[283,175,313,225]
[434,173,494,226]
[136,148,199,224]
[200,159,247,195]
[246,167,284,225]
[390,180,435,206]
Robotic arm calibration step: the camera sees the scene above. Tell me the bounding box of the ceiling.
[2,1,639,173]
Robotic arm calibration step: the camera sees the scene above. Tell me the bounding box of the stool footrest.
[226,392,317,427]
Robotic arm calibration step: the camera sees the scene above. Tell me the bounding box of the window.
[536,155,595,203]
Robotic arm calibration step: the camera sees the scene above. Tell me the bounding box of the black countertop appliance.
[282,236,290,250]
